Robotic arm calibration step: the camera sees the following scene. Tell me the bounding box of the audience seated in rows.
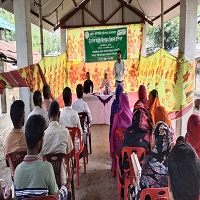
[134,85,149,110]
[14,115,59,199]
[72,84,92,144]
[42,84,51,112]
[154,105,176,146]
[59,87,83,152]
[136,122,171,200]
[110,93,132,174]
[109,84,123,138]
[148,89,160,125]
[28,90,49,127]
[168,142,200,200]
[185,114,200,158]
[42,100,73,186]
[3,100,27,177]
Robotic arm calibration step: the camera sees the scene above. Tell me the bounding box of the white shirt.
[113,60,126,81]
[42,121,73,186]
[59,106,83,152]
[27,106,49,127]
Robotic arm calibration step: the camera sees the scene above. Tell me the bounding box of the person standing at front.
[113,50,126,87]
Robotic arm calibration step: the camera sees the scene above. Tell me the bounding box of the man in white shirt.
[59,87,83,152]
[113,50,126,87]
[72,84,92,144]
[28,90,49,127]
[42,100,73,186]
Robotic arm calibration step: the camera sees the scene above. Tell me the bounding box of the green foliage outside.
[0,8,60,55]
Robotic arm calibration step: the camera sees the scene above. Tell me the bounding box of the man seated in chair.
[72,84,92,144]
[59,87,83,152]
[14,115,59,199]
[168,142,200,200]
[42,100,73,187]
[28,90,49,128]
[3,100,27,177]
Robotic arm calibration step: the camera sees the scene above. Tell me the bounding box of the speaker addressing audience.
[168,142,200,200]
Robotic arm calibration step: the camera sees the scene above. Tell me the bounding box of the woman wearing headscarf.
[185,114,200,158]
[110,93,132,175]
[148,89,160,125]
[134,85,149,110]
[100,70,111,94]
[118,106,152,198]
[154,105,176,146]
[109,84,123,138]
[136,122,171,200]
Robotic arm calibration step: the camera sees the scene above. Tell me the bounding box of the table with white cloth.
[82,93,115,125]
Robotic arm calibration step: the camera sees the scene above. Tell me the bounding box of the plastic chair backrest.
[140,187,169,200]
[6,151,27,170]
[67,127,83,156]
[114,128,126,144]
[23,195,56,200]
[43,153,66,188]
[121,147,146,176]
[78,112,89,130]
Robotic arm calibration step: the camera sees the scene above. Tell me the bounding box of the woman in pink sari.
[110,93,132,176]
[134,85,149,110]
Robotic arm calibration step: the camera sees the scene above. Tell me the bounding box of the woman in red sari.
[185,114,200,158]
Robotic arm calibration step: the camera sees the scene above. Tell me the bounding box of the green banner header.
[84,27,127,63]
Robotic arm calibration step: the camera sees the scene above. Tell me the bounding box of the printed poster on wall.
[84,27,127,63]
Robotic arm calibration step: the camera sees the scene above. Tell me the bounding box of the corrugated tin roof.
[0,40,41,63]
[0,16,15,31]
[0,0,199,32]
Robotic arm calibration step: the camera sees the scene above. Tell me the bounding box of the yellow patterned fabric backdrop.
[67,24,143,61]
[67,49,194,112]
[18,53,67,99]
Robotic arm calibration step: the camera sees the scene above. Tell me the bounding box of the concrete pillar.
[13,0,33,119]
[176,0,198,136]
[60,29,67,54]
[141,24,146,56]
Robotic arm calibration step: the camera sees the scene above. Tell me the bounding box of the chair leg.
[89,133,92,154]
[75,154,80,189]
[85,142,88,164]
[71,172,75,200]
[83,148,86,174]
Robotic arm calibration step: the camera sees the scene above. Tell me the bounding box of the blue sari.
[109,84,123,138]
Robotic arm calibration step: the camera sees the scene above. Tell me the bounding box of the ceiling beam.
[102,0,104,23]
[116,0,153,25]
[104,5,121,24]
[72,0,77,7]
[152,2,180,22]
[84,7,101,24]
[82,8,84,25]
[54,0,91,31]
[122,4,124,23]
[63,21,143,29]
[30,10,54,27]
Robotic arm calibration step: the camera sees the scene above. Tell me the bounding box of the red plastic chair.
[6,151,27,178]
[24,195,56,200]
[118,147,146,200]
[67,127,86,189]
[140,187,169,200]
[43,153,75,200]
[113,128,126,181]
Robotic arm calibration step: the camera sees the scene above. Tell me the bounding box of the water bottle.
[90,85,92,93]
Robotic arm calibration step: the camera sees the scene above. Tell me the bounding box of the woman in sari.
[136,122,171,200]
[135,85,149,110]
[110,93,132,175]
[154,105,176,146]
[148,89,160,125]
[185,114,200,158]
[109,84,123,138]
